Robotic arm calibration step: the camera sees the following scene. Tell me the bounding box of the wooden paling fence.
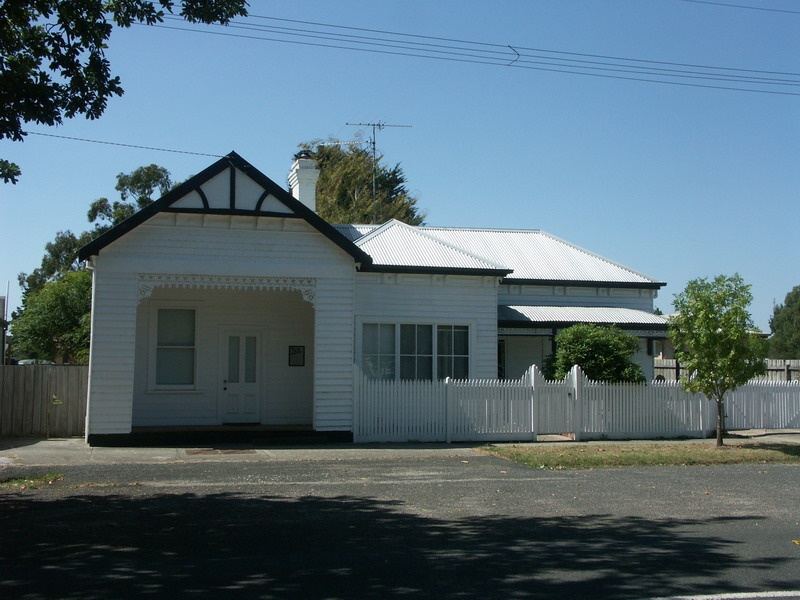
[0,366,88,437]
[354,365,800,443]
[655,358,800,382]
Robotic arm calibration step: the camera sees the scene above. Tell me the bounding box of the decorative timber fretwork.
[137,273,317,304]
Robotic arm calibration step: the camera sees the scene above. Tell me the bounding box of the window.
[437,325,470,380]
[400,324,433,380]
[363,323,396,380]
[155,308,196,386]
[362,323,468,381]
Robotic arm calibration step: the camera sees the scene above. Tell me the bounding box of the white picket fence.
[353,365,800,443]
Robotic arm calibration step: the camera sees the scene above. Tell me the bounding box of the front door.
[221,330,261,423]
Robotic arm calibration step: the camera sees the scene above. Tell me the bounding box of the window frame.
[358,319,472,381]
[148,303,199,391]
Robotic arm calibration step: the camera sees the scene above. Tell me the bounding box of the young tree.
[302,141,426,225]
[10,270,92,364]
[769,285,800,359]
[670,274,768,446]
[0,0,247,183]
[546,323,646,383]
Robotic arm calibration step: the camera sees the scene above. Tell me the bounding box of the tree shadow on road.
[0,490,792,599]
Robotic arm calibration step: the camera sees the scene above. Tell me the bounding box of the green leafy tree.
[769,285,800,359]
[13,164,171,361]
[0,0,248,183]
[302,141,426,225]
[87,164,172,230]
[10,270,92,364]
[669,274,768,446]
[19,164,171,296]
[546,323,646,383]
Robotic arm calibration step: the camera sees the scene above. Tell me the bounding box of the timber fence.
[655,358,800,382]
[0,366,88,437]
[354,365,800,443]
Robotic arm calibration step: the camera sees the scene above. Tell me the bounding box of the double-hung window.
[155,308,196,387]
[362,323,469,381]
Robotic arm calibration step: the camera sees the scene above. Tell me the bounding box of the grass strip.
[0,471,63,489]
[483,441,800,470]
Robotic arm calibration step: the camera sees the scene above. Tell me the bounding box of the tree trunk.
[715,396,725,447]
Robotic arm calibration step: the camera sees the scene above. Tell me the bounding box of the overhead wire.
[23,8,798,156]
[677,0,800,15]
[148,13,800,97]
[23,131,224,157]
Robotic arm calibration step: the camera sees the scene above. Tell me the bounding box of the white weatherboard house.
[79,152,668,444]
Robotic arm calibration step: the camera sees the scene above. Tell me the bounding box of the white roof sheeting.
[499,305,669,327]
[421,227,659,285]
[334,223,662,286]
[353,221,510,272]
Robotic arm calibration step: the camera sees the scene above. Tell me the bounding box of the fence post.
[529,365,538,440]
[445,377,452,444]
[352,365,360,443]
[570,365,583,442]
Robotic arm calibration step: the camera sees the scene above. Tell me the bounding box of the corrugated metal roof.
[499,305,669,327]
[353,221,509,272]
[333,224,378,242]
[422,227,659,285]
[334,223,662,286]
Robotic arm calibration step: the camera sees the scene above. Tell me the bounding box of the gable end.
[79,152,372,266]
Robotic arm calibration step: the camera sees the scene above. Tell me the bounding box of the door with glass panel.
[221,329,260,423]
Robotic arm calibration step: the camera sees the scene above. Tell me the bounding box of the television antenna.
[346,121,412,223]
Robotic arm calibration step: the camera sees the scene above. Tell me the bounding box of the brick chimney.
[288,150,320,212]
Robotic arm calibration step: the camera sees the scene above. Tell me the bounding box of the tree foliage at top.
[87,164,172,229]
[302,141,426,225]
[669,274,768,446]
[12,164,171,362]
[545,323,646,383]
[18,164,171,296]
[769,285,800,359]
[0,0,248,183]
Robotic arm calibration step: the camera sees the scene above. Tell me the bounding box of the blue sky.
[2,0,798,331]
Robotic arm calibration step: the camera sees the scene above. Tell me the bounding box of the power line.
[147,15,800,97]
[23,131,224,158]
[246,14,800,78]
[678,0,800,15]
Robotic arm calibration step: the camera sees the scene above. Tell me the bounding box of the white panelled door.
[221,329,261,423]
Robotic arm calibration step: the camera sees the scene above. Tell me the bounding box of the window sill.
[145,388,203,395]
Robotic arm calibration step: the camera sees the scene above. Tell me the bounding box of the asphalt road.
[1,449,799,599]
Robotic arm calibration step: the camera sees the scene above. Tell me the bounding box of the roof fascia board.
[359,264,512,277]
[501,278,666,290]
[497,319,668,331]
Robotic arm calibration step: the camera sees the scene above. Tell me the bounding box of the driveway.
[1,440,799,599]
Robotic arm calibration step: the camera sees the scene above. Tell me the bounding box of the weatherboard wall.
[85,214,358,435]
[353,273,500,379]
